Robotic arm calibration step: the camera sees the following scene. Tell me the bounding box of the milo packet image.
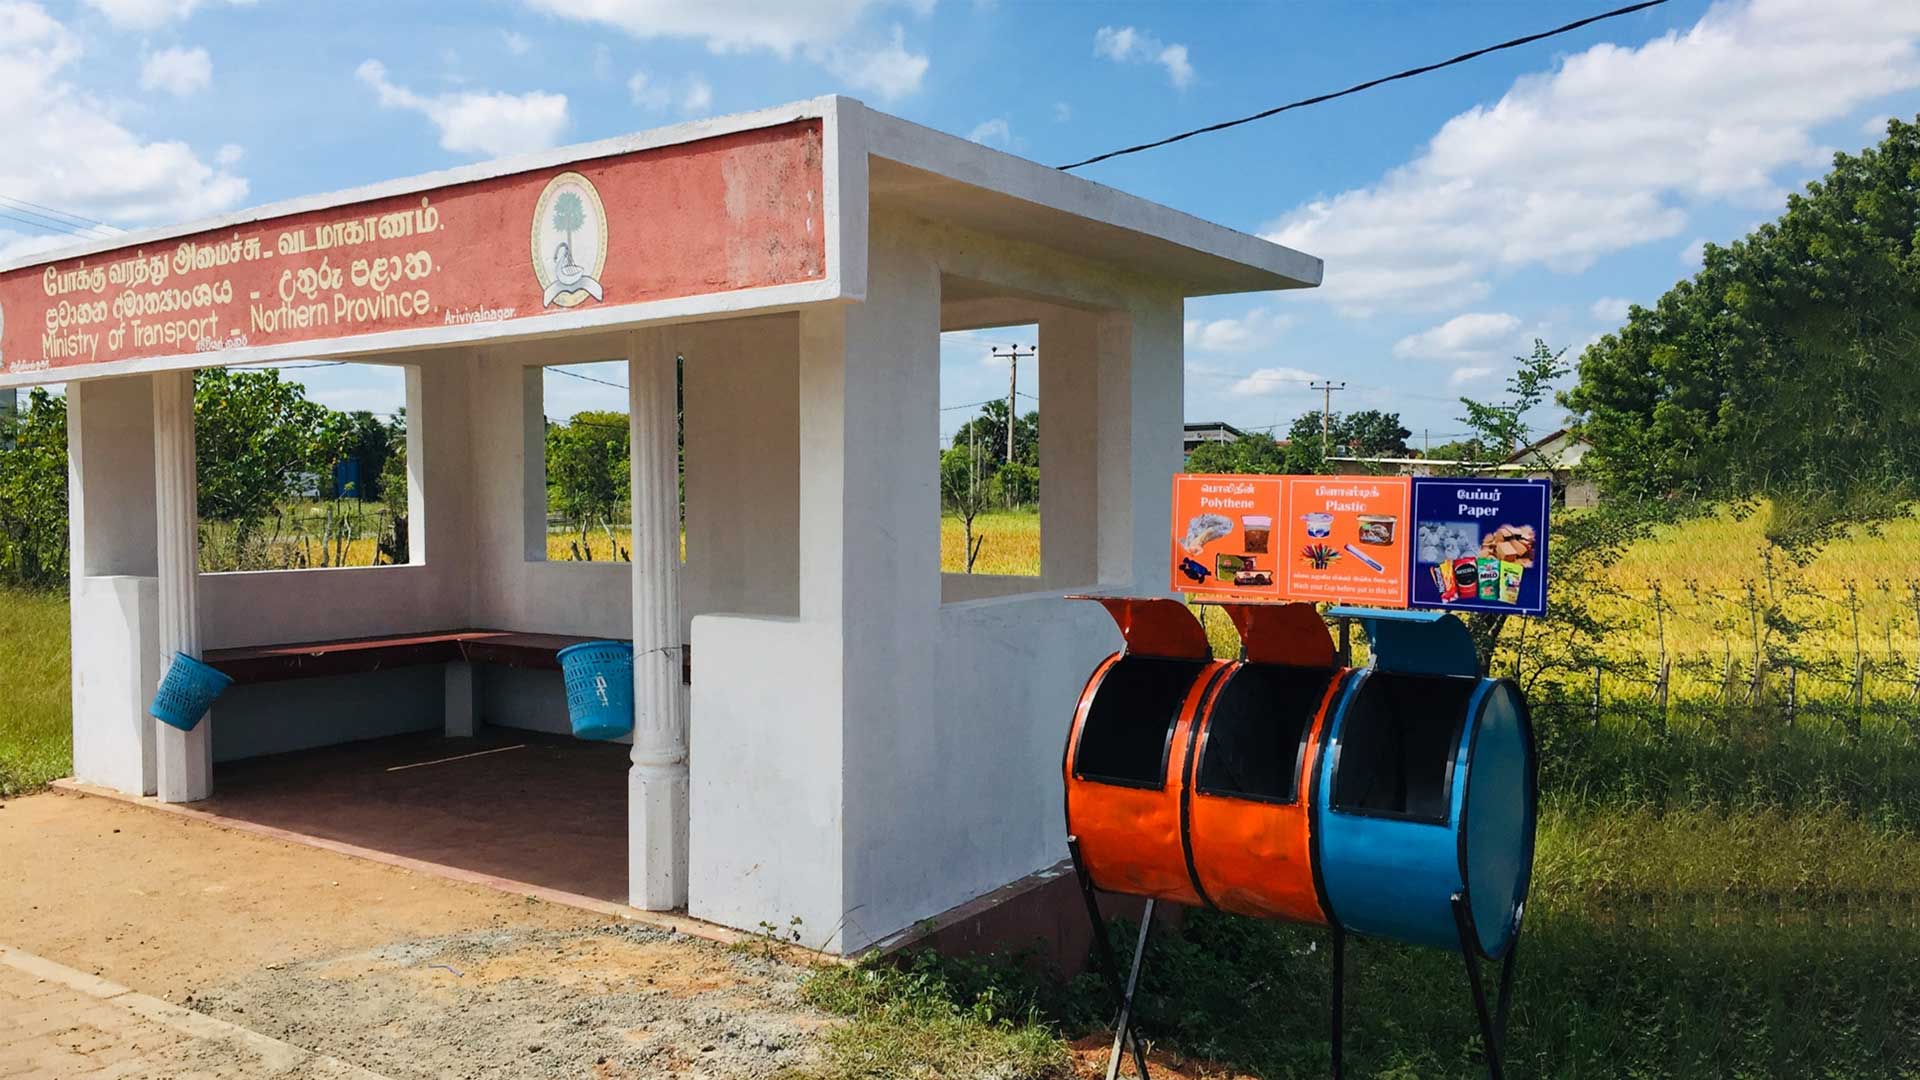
[1499,561,1523,604]
[1477,556,1501,601]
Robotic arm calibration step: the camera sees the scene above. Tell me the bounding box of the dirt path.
[0,790,834,1078]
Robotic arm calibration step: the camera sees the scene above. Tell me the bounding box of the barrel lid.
[1327,607,1477,677]
[1067,595,1211,660]
[1218,602,1333,667]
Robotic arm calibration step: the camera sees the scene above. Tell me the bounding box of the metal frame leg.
[1068,837,1153,1080]
[1330,927,1347,1080]
[1451,893,1520,1080]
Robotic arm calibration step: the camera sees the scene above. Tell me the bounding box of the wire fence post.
[1590,665,1601,729]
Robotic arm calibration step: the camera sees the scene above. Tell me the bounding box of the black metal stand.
[1450,893,1522,1080]
[1067,836,1154,1080]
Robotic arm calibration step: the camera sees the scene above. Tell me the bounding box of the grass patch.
[789,952,1074,1080]
[798,805,1920,1079]
[0,586,71,796]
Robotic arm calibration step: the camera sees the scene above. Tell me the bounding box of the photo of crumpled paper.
[1480,523,1537,566]
[1181,513,1234,555]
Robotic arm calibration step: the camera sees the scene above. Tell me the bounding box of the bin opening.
[1330,673,1477,823]
[1195,663,1334,804]
[1074,655,1210,788]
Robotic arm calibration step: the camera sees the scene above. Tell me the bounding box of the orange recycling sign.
[1170,473,1412,608]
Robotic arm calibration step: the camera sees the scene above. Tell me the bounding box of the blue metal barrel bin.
[1312,609,1537,957]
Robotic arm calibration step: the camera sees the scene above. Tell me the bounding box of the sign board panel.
[1171,472,1551,614]
[0,121,825,380]
[1170,473,1285,598]
[1280,475,1411,607]
[1408,477,1551,616]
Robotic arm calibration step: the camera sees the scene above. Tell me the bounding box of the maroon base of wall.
[872,859,1188,978]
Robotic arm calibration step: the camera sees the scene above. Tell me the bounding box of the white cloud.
[682,75,712,113]
[628,70,714,114]
[1679,236,1707,268]
[1392,312,1521,362]
[1589,296,1632,322]
[215,142,242,165]
[0,1,244,258]
[357,58,568,158]
[1184,308,1294,353]
[503,30,531,55]
[627,70,666,109]
[1052,101,1070,123]
[967,117,1010,147]
[522,0,922,56]
[1449,366,1495,386]
[1230,366,1321,397]
[139,45,210,96]
[1093,25,1194,88]
[1861,113,1892,137]
[1264,0,1920,315]
[817,23,927,99]
[81,0,250,29]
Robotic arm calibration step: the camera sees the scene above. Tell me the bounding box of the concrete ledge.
[864,855,1171,976]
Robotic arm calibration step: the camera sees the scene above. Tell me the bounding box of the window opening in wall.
[195,362,412,572]
[537,359,684,564]
[938,325,1039,576]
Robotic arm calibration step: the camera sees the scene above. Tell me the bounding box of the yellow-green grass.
[1592,504,1919,664]
[0,587,71,796]
[940,509,1043,577]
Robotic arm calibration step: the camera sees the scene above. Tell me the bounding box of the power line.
[1057,0,1669,171]
[546,366,629,391]
[0,194,113,230]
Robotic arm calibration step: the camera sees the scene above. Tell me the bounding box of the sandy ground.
[0,790,834,1078]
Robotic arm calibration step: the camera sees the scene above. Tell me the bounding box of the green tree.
[1186,430,1290,474]
[1457,340,1569,468]
[951,400,1038,472]
[1565,115,1920,515]
[552,191,586,253]
[193,368,328,556]
[546,411,630,560]
[0,389,69,589]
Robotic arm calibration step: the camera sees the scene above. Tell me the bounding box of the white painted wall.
[687,213,1183,953]
[67,376,161,794]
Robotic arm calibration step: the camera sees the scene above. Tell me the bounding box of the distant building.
[1502,428,1597,508]
[1183,420,1244,458]
[1325,429,1599,507]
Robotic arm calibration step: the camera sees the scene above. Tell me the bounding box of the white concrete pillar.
[152,368,210,803]
[67,376,162,796]
[627,328,689,910]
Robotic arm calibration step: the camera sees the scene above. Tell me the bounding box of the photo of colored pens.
[1343,544,1385,573]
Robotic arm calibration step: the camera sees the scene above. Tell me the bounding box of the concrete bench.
[204,629,618,739]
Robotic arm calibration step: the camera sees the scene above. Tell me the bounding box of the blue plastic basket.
[557,641,635,741]
[149,652,233,732]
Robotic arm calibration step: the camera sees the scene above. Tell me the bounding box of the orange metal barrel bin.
[1063,596,1225,907]
[1184,602,1349,925]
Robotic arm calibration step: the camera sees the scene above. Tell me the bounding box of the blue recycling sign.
[1408,477,1551,617]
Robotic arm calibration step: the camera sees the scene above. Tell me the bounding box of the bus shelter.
[0,97,1320,953]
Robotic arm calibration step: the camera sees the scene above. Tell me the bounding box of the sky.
[4,0,1919,443]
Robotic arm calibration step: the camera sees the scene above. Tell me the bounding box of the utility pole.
[1309,380,1345,460]
[992,344,1037,465]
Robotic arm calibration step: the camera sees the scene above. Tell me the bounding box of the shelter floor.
[200,727,629,904]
